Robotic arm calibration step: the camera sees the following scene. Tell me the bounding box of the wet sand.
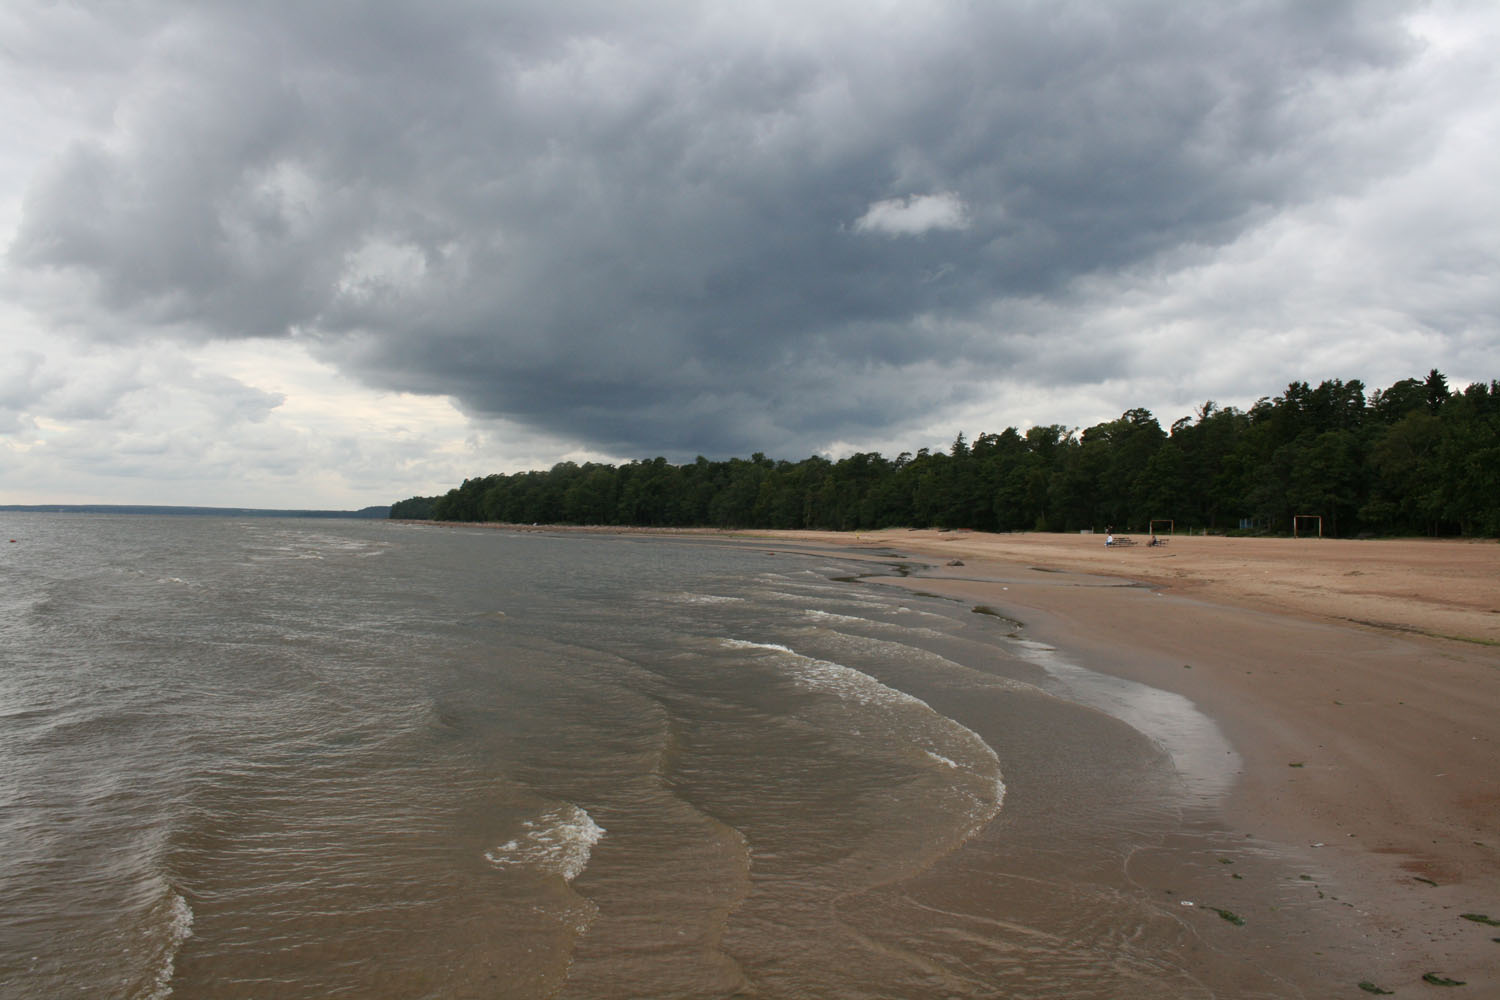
[741,528,1500,995]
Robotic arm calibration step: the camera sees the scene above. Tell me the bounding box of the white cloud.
[853,192,970,237]
[0,333,604,507]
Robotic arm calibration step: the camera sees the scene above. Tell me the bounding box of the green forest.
[392,371,1500,538]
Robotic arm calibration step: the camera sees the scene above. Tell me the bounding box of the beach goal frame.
[1148,519,1174,536]
[1293,514,1323,538]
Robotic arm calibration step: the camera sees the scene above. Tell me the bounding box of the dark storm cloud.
[8,0,1428,457]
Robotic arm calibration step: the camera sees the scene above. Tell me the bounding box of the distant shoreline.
[1,504,391,519]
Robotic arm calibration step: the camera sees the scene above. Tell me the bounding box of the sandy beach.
[724,528,1500,994]
[438,521,1500,993]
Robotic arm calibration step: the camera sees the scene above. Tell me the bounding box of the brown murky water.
[3,515,1261,998]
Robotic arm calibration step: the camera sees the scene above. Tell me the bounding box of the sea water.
[0,516,1217,998]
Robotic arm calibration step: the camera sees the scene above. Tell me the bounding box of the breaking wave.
[484,805,605,882]
[719,639,1005,834]
[136,888,193,1000]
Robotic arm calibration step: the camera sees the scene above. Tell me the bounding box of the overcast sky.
[3,1,1497,508]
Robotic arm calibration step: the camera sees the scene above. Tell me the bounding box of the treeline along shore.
[395,371,1500,538]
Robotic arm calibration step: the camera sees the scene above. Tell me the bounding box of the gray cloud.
[7,0,1479,462]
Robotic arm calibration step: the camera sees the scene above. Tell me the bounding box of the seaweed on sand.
[1422,972,1465,985]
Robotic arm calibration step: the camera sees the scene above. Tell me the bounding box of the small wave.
[722,638,794,655]
[658,591,746,605]
[895,605,950,620]
[925,749,959,768]
[484,804,604,882]
[721,639,1006,836]
[136,889,193,1000]
[759,589,813,603]
[756,588,894,612]
[721,639,924,711]
[801,610,953,642]
[803,609,876,626]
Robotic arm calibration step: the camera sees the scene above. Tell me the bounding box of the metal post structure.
[1293,514,1323,538]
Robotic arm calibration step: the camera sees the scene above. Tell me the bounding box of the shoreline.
[411,522,1500,645]
[752,528,1500,992]
[417,522,1500,992]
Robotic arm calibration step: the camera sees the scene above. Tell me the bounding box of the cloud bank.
[2,0,1497,503]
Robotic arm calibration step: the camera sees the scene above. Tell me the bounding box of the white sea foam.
[721,639,922,708]
[803,611,953,642]
[141,890,193,1000]
[826,597,893,610]
[896,605,950,620]
[925,750,959,768]
[802,609,876,626]
[755,584,894,610]
[723,638,796,655]
[659,591,746,605]
[484,805,605,882]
